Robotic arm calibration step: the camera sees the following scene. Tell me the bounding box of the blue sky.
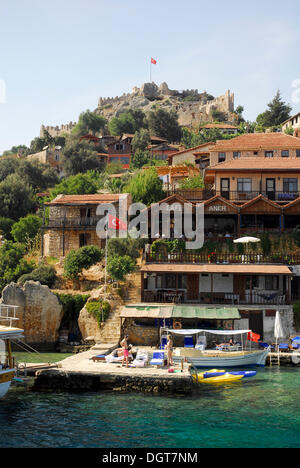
[0,0,299,154]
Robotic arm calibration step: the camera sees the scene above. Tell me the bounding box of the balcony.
[145,252,300,265]
[142,290,289,306]
[43,216,101,229]
[164,186,300,203]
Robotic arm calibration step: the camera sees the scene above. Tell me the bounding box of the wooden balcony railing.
[43,216,101,228]
[164,186,300,203]
[145,252,300,265]
[142,290,289,305]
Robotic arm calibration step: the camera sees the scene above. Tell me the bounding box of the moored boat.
[193,373,244,384]
[162,328,270,368]
[0,305,24,398]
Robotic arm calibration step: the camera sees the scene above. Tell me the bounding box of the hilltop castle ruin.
[40,82,236,138]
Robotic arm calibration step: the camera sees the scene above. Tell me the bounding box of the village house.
[281,112,300,136]
[209,132,300,166]
[168,142,215,171]
[27,146,62,173]
[42,193,131,257]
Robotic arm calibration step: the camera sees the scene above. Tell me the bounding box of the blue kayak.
[203,370,256,379]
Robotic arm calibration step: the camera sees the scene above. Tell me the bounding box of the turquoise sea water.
[1,367,300,448]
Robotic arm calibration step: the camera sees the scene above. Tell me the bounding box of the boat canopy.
[163,329,251,336]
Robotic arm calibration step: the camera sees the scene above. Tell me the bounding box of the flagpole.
[150,58,152,82]
[104,214,108,300]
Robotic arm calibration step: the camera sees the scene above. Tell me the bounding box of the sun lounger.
[91,354,106,362]
[132,349,149,368]
[184,336,194,348]
[150,351,165,367]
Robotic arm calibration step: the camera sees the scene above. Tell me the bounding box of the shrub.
[18,264,57,288]
[86,300,111,327]
[107,255,136,281]
[108,238,141,260]
[64,246,104,281]
[0,241,34,292]
[0,217,15,240]
[11,214,42,243]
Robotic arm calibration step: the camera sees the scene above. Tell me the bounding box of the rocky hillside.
[95,81,237,128]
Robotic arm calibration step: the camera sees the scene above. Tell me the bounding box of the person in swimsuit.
[121,334,129,368]
[166,335,174,367]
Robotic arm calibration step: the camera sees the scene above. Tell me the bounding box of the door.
[187,274,199,301]
[220,178,230,200]
[266,178,276,200]
[249,311,264,340]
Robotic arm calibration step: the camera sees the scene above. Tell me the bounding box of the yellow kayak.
[193,373,243,384]
[195,369,226,380]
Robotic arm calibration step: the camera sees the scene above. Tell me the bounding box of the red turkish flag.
[247,332,260,343]
[151,57,157,65]
[108,214,127,231]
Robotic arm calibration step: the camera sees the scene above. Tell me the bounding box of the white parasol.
[274,310,284,351]
[233,236,261,244]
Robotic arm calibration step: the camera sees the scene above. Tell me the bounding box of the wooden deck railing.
[145,252,300,265]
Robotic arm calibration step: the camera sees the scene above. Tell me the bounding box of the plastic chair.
[278,343,289,352]
[150,351,165,367]
[259,342,270,349]
[184,336,194,348]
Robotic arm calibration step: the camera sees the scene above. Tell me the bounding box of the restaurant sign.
[208,205,227,212]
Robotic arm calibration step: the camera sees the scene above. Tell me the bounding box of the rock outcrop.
[1,281,63,345]
[96,82,236,128]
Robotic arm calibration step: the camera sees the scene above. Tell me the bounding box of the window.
[165,274,176,289]
[265,276,279,290]
[218,152,226,163]
[237,178,252,192]
[297,150,300,158]
[55,154,60,161]
[281,150,289,157]
[115,143,125,151]
[283,178,298,192]
[246,276,259,289]
[233,151,241,159]
[254,151,258,155]
[265,151,274,158]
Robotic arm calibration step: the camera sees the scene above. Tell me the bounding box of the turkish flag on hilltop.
[151,57,157,65]
[247,331,260,343]
[108,214,127,231]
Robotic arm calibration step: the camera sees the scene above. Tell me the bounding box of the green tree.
[107,255,136,281]
[72,110,107,137]
[131,129,150,153]
[61,138,104,176]
[0,241,34,292]
[64,245,104,281]
[11,214,42,243]
[256,90,292,130]
[130,149,150,169]
[108,109,147,136]
[50,171,101,199]
[0,217,15,240]
[124,167,164,205]
[179,174,205,189]
[0,174,36,220]
[18,264,57,288]
[147,108,181,142]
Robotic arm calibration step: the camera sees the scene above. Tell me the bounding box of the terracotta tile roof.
[46,193,127,206]
[168,142,215,162]
[212,132,300,151]
[207,157,300,172]
[141,264,292,275]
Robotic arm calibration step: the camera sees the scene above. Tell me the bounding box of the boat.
[197,369,257,379]
[162,328,270,368]
[192,373,244,384]
[0,305,24,398]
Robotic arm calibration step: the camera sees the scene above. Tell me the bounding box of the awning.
[120,305,240,320]
[120,305,173,319]
[172,306,240,320]
[141,264,292,275]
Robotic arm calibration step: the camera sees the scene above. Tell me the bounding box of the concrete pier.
[30,347,193,395]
